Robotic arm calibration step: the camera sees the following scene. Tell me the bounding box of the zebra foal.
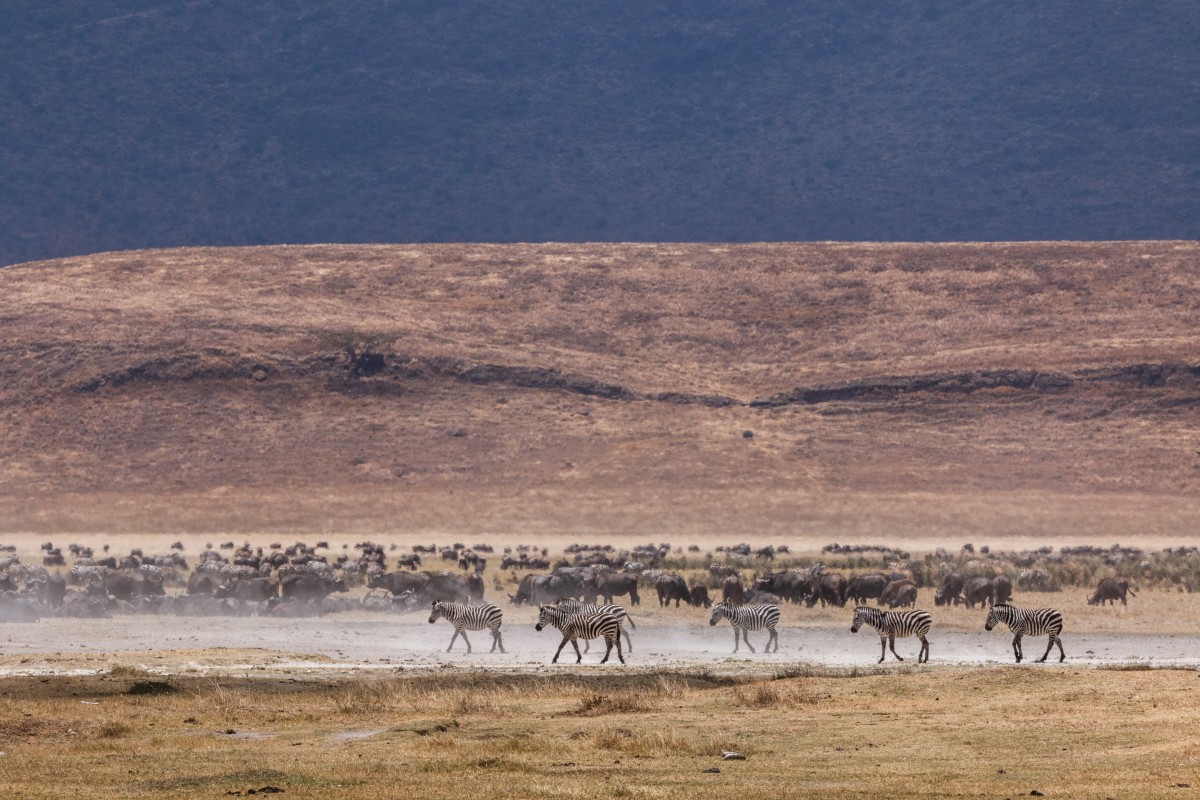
[850,605,932,663]
[984,603,1065,663]
[554,598,635,653]
[709,602,780,653]
[535,604,625,664]
[428,600,505,654]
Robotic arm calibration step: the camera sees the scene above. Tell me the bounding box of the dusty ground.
[4,589,1198,679]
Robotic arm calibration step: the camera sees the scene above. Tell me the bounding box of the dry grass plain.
[2,667,1199,800]
[1,241,1198,543]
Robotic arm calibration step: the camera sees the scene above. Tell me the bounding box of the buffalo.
[655,574,691,607]
[805,573,848,608]
[845,574,888,605]
[962,577,993,609]
[934,573,964,606]
[1087,577,1136,606]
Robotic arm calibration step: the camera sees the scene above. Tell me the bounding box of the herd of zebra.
[428,598,1068,665]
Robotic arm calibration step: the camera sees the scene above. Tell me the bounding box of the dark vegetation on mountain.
[3,2,1198,266]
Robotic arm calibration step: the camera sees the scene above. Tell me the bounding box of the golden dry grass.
[2,667,1198,799]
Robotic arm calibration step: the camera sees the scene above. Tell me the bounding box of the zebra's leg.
[918,635,929,663]
[491,626,504,654]
[460,630,472,654]
[889,635,904,662]
[1056,637,1065,662]
[599,635,614,664]
[878,635,887,663]
[1037,634,1061,663]
[1012,632,1023,663]
[767,626,778,653]
[615,630,625,664]
[743,627,756,654]
[582,638,591,654]
[732,628,740,653]
[447,628,461,653]
[552,635,571,663]
[571,637,584,664]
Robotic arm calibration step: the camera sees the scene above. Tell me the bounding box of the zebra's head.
[850,606,867,633]
[984,603,1010,630]
[709,602,731,626]
[428,600,444,624]
[535,604,559,631]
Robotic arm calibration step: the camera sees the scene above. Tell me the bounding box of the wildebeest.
[879,580,918,609]
[805,573,848,608]
[214,576,279,614]
[104,571,165,602]
[1087,576,1136,606]
[595,573,640,606]
[844,573,889,605]
[279,574,349,610]
[655,574,691,607]
[990,574,1013,606]
[934,572,965,606]
[510,573,581,606]
[688,583,711,608]
[753,570,814,604]
[368,570,430,597]
[962,576,993,609]
[721,576,746,605]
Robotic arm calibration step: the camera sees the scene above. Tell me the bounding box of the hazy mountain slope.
[2,2,1198,265]
[2,242,1198,538]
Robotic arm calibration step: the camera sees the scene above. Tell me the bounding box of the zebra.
[554,598,635,653]
[534,604,624,664]
[708,602,780,653]
[850,605,932,663]
[428,600,504,654]
[984,603,1065,663]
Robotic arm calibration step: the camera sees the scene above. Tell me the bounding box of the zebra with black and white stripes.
[850,605,932,663]
[984,603,1065,663]
[708,602,780,653]
[428,600,505,654]
[535,604,625,664]
[554,599,635,653]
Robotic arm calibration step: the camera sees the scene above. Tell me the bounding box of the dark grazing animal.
[985,603,1065,663]
[934,573,965,606]
[1087,576,1136,606]
[596,572,641,606]
[688,583,711,608]
[805,573,848,608]
[534,604,624,664]
[753,570,813,604]
[428,600,504,653]
[851,605,932,663]
[990,574,1013,605]
[655,574,691,607]
[962,577,993,609]
[721,576,746,605]
[844,573,889,605]
[709,602,780,653]
[879,579,918,609]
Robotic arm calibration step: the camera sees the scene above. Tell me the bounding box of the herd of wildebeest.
[0,538,1176,629]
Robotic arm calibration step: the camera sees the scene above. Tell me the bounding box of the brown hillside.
[1,242,1198,543]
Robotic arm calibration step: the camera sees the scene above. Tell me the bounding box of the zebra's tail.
[625,614,636,630]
